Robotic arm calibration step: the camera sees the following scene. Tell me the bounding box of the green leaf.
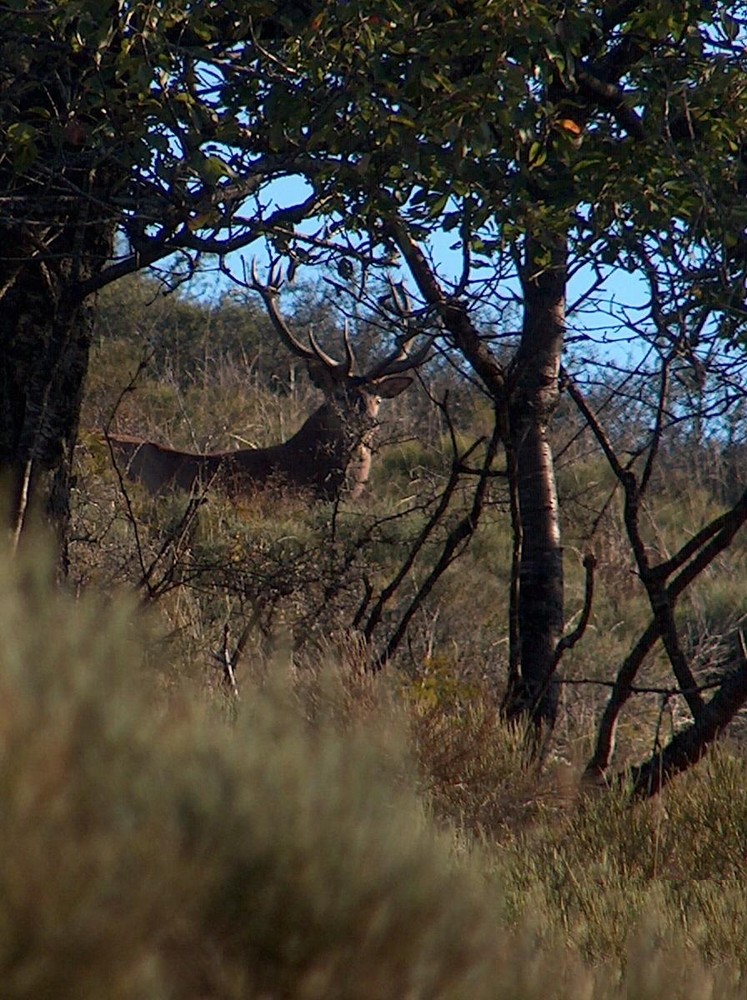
[195,155,234,185]
[428,192,450,218]
[7,122,38,171]
[528,141,546,168]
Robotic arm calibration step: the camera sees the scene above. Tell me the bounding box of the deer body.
[106,383,406,499]
[105,266,428,501]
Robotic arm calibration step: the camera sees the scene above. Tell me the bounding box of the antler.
[363,336,433,381]
[250,261,355,376]
[363,278,433,380]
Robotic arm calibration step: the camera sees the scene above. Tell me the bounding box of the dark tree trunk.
[503,233,567,730]
[0,16,120,569]
[0,223,115,569]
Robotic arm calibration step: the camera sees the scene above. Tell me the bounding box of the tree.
[0,0,325,564]
[4,1,747,784]
[227,0,747,753]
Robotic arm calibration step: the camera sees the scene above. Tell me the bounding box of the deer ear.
[373,375,413,398]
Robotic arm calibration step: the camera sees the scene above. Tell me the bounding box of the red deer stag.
[105,267,429,500]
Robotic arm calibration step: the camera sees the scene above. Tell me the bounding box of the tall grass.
[63,279,747,995]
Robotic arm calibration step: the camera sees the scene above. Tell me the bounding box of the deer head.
[250,263,430,497]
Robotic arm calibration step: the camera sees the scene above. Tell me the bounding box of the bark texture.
[503,234,567,729]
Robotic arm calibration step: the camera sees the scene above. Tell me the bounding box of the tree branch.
[382,216,508,404]
[565,368,705,719]
[626,633,747,798]
[587,492,747,776]
[362,418,482,643]
[372,407,502,672]
[576,65,645,140]
[552,553,597,668]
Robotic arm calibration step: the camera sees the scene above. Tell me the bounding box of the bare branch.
[553,553,597,667]
[626,634,747,798]
[362,398,483,644]
[212,607,264,706]
[639,355,670,495]
[372,404,503,672]
[587,491,747,776]
[654,490,747,582]
[565,368,705,719]
[77,192,328,300]
[383,217,507,402]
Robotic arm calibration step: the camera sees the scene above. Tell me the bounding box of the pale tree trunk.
[503,233,567,730]
[384,218,567,730]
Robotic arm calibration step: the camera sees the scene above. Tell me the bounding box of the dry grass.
[54,278,747,995]
[3,538,747,996]
[0,543,504,999]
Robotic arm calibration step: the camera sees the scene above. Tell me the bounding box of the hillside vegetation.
[26,272,743,995]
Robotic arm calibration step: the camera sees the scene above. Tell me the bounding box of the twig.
[562,675,727,696]
[565,369,704,719]
[136,494,206,602]
[362,399,482,643]
[216,622,242,702]
[552,553,597,668]
[103,350,153,585]
[371,405,502,671]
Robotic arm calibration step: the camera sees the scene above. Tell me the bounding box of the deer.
[104,266,429,501]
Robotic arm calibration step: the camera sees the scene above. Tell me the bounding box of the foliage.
[3,540,747,996]
[245,0,747,312]
[0,0,326,280]
[0,540,504,1000]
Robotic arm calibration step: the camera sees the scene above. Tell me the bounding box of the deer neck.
[285,400,374,496]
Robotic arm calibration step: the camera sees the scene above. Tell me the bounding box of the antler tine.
[251,260,317,363]
[306,327,351,374]
[363,333,433,381]
[364,278,433,380]
[250,258,281,296]
[298,320,356,376]
[342,319,356,375]
[251,259,349,373]
[388,277,412,320]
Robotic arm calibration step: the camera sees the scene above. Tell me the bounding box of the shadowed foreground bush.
[0,546,505,1000]
[0,546,745,999]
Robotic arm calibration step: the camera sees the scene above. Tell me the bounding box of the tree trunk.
[503,233,567,730]
[0,20,120,569]
[0,211,115,570]
[1,273,98,569]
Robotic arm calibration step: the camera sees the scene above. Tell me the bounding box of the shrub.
[0,543,503,1000]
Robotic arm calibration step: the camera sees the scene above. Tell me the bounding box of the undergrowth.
[52,275,747,995]
[1,543,747,997]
